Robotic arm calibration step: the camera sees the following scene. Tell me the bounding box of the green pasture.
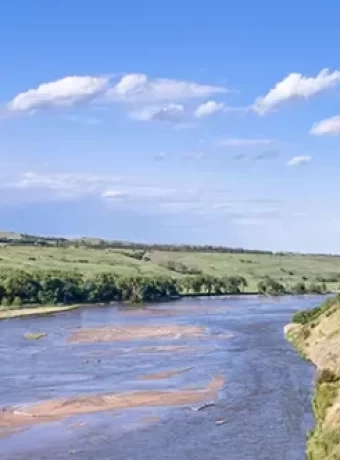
[1,244,340,292]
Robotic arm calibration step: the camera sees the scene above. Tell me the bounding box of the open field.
[1,243,340,292]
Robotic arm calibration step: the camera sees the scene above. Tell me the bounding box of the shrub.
[318,368,340,384]
[1,297,11,307]
[12,296,23,307]
[257,277,285,295]
[290,281,306,295]
[292,298,337,324]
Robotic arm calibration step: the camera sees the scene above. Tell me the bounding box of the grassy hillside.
[286,298,340,459]
[1,241,340,292]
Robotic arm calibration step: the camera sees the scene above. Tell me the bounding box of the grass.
[24,332,47,340]
[1,245,340,292]
[308,380,340,460]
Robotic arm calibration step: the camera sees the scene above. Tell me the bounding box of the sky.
[1,1,340,253]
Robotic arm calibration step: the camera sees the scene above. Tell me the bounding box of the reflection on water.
[0,295,324,459]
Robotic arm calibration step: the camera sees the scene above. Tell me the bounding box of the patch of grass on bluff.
[308,371,340,460]
[292,297,337,325]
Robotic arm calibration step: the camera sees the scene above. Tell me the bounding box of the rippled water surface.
[0,296,324,459]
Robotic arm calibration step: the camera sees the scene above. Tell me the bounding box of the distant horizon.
[2,229,340,257]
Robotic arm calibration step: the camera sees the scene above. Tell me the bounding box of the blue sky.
[1,1,340,252]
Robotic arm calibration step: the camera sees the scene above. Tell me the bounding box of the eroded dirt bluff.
[285,299,340,460]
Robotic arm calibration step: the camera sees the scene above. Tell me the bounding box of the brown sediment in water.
[69,325,205,344]
[88,345,215,357]
[0,376,225,429]
[138,367,193,381]
[117,305,233,317]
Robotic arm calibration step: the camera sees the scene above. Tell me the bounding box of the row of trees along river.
[0,269,329,309]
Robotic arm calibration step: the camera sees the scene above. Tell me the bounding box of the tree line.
[0,270,179,307]
[2,232,340,257]
[0,270,329,310]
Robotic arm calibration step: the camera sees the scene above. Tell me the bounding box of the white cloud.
[254,68,340,114]
[286,156,311,166]
[4,172,121,198]
[8,76,109,112]
[100,190,129,199]
[130,103,185,122]
[194,100,225,118]
[218,138,273,147]
[310,115,340,136]
[106,73,227,102]
[6,73,227,116]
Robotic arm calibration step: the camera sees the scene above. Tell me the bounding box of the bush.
[308,283,326,294]
[290,282,306,295]
[318,368,340,384]
[1,297,11,307]
[12,296,23,307]
[257,277,285,295]
[292,298,337,324]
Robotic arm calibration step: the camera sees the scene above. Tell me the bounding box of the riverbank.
[285,298,340,459]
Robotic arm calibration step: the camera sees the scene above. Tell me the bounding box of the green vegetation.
[0,233,340,295]
[307,373,340,460]
[0,269,180,308]
[257,277,286,295]
[292,297,336,325]
[286,298,340,460]
[24,332,47,340]
[0,232,338,316]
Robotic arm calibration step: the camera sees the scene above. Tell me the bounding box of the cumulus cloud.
[286,156,311,166]
[130,103,185,122]
[6,73,227,116]
[218,138,273,147]
[106,73,227,102]
[194,100,225,118]
[254,68,340,114]
[310,115,340,136]
[8,76,109,112]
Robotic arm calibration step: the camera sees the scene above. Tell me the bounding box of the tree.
[290,281,306,295]
[257,277,285,296]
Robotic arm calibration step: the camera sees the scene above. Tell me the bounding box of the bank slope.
[285,298,340,459]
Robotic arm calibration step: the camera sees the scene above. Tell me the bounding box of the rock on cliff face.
[286,299,340,460]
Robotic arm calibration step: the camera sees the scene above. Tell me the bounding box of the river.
[0,295,324,459]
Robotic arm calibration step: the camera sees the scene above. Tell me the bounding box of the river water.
[0,295,324,459]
